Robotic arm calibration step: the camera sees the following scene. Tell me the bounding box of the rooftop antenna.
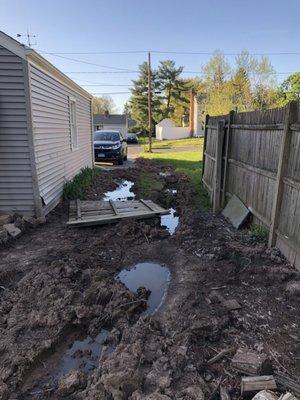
[16,29,36,47]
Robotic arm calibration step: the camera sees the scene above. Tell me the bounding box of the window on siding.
[69,98,78,150]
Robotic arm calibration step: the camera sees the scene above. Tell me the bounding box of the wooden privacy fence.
[202,101,300,271]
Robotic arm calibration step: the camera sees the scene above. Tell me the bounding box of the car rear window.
[94,131,120,141]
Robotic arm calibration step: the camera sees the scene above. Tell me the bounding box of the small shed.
[155,118,190,140]
[0,31,94,217]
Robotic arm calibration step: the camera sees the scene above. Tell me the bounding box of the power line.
[81,84,132,87]
[66,70,296,76]
[39,49,300,56]
[42,52,138,72]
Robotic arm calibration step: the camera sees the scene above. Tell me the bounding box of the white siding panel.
[29,65,92,205]
[0,46,35,214]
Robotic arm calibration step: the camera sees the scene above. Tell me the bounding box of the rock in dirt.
[3,223,22,238]
[57,369,87,396]
[0,383,10,400]
[131,391,171,400]
[0,228,8,243]
[179,385,205,400]
[285,281,300,299]
[278,393,299,400]
[0,214,11,226]
[251,390,278,400]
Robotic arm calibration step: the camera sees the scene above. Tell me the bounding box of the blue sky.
[1,0,299,112]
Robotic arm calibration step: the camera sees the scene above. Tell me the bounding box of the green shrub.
[63,167,97,200]
[249,224,269,242]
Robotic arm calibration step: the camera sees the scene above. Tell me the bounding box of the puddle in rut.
[161,208,179,235]
[103,180,135,201]
[117,262,171,315]
[55,329,110,377]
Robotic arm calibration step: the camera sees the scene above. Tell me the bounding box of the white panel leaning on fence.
[202,101,300,271]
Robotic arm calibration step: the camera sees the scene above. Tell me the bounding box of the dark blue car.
[94,130,128,165]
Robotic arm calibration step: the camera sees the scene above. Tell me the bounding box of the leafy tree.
[277,72,300,105]
[130,62,162,133]
[252,56,277,110]
[202,51,231,90]
[157,60,189,119]
[92,95,116,114]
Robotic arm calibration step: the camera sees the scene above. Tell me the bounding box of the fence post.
[202,114,209,182]
[221,110,235,207]
[213,119,225,214]
[268,100,298,247]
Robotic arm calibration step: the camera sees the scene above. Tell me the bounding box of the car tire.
[118,157,124,165]
[124,153,127,161]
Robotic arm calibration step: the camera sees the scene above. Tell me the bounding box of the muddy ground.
[0,158,299,400]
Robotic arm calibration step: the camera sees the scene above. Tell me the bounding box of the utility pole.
[147,51,152,152]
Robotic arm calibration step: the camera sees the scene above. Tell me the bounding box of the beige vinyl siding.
[29,65,92,206]
[0,46,35,214]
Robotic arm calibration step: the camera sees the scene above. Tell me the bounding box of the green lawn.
[140,137,202,149]
[141,140,210,209]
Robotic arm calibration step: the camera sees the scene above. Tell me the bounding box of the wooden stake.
[268,101,298,246]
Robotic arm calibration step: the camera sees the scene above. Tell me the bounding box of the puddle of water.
[55,329,110,377]
[117,262,170,315]
[161,208,179,235]
[103,180,135,201]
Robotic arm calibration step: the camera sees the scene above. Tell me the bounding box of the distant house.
[0,31,93,217]
[93,112,136,137]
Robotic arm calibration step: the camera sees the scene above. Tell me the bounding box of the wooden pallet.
[67,199,170,227]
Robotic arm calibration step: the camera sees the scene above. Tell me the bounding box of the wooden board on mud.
[67,199,170,227]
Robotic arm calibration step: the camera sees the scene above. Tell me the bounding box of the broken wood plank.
[232,348,273,376]
[274,373,300,397]
[67,199,169,227]
[207,347,235,365]
[76,199,82,219]
[241,376,277,396]
[109,200,119,215]
[220,385,231,400]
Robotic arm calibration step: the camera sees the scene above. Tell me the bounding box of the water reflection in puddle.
[103,180,135,201]
[161,208,179,235]
[117,262,170,315]
[55,330,110,377]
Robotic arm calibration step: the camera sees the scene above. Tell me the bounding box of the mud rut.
[0,159,299,400]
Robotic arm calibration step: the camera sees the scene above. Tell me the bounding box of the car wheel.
[118,157,124,165]
[124,153,127,161]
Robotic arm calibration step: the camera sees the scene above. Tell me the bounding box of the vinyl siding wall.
[0,46,36,214]
[29,65,93,207]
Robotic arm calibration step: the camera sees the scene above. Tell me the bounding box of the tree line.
[93,50,300,133]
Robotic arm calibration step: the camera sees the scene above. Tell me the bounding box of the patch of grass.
[249,224,269,242]
[142,146,210,209]
[138,172,164,197]
[141,137,202,150]
[63,167,98,200]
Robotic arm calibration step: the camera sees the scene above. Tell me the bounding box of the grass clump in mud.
[63,167,98,200]
[249,224,269,242]
[142,150,210,209]
[138,172,164,198]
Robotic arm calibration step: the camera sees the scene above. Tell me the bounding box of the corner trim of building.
[22,59,43,217]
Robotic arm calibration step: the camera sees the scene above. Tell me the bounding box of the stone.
[285,281,300,299]
[57,369,87,396]
[36,216,46,224]
[222,194,250,229]
[3,223,22,238]
[22,215,39,227]
[0,215,12,226]
[179,385,205,400]
[251,390,278,400]
[0,229,8,243]
[0,383,10,400]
